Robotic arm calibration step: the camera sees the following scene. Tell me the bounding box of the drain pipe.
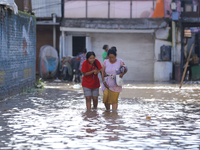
[172,21,176,63]
[52,13,57,49]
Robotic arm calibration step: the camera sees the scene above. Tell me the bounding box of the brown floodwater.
[0,81,200,150]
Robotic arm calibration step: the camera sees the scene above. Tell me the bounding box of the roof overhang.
[61,18,170,31]
[37,21,60,25]
[60,27,155,34]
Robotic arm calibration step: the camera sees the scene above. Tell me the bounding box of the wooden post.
[179,44,194,89]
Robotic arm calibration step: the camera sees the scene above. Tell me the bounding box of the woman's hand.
[119,73,124,78]
[93,69,100,74]
[103,81,109,89]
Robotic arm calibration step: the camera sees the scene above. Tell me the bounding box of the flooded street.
[0,82,200,150]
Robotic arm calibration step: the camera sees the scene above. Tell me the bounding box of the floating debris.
[146,116,151,120]
[73,84,81,89]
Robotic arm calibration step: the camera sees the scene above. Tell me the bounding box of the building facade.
[60,0,176,81]
[60,0,200,82]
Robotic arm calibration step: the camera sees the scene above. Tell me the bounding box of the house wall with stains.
[0,8,36,99]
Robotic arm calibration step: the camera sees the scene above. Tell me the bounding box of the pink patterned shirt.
[101,59,124,92]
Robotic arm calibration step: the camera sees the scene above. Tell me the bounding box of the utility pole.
[171,1,178,64]
[52,13,57,49]
[172,20,176,63]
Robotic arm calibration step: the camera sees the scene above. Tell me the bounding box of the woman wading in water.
[101,48,127,110]
[81,51,103,109]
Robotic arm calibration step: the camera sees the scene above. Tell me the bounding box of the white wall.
[88,1,108,18]
[110,1,130,18]
[155,28,170,40]
[90,33,154,81]
[64,1,154,18]
[64,1,86,18]
[154,61,173,81]
[154,32,173,82]
[132,1,153,18]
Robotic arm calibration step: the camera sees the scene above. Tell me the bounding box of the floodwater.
[0,81,200,150]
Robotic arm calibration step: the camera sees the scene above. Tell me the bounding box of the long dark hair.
[86,51,95,59]
[86,51,98,69]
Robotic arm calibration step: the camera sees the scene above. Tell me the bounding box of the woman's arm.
[119,71,127,78]
[119,62,128,78]
[82,69,98,77]
[101,66,109,89]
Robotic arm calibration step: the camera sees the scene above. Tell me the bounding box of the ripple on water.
[0,88,200,149]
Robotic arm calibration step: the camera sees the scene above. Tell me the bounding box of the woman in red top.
[81,51,103,109]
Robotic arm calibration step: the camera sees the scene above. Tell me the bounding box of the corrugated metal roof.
[32,0,61,18]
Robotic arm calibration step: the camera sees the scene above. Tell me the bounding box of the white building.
[60,0,177,81]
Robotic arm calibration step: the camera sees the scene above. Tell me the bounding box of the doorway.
[182,26,200,81]
[72,36,86,56]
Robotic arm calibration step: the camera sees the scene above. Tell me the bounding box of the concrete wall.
[154,27,182,82]
[0,9,36,99]
[154,61,173,81]
[154,27,178,82]
[154,28,171,82]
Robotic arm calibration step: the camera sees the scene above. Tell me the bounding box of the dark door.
[72,36,86,56]
[195,33,200,58]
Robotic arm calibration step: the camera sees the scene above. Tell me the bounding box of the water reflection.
[0,82,200,149]
[82,110,99,134]
[102,111,122,142]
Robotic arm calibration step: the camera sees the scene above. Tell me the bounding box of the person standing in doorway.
[81,51,103,109]
[101,48,127,110]
[77,48,87,71]
[102,44,109,61]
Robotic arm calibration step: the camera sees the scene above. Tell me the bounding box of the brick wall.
[0,9,36,99]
